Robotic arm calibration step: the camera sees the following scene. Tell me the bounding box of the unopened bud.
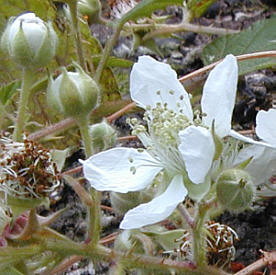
[89,119,117,153]
[216,169,254,212]
[1,13,58,69]
[47,63,100,119]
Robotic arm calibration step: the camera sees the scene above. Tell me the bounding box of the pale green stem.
[13,69,34,141]
[95,21,123,83]
[43,241,230,275]
[77,115,101,247]
[123,22,239,41]
[192,202,210,269]
[177,203,195,228]
[77,115,92,158]
[68,1,87,71]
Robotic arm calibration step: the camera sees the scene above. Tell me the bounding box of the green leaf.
[0,81,20,105]
[202,16,276,75]
[99,67,121,102]
[7,196,50,219]
[1,267,25,275]
[120,0,184,25]
[187,0,217,18]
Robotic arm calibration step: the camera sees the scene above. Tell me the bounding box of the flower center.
[0,136,60,199]
[129,99,193,175]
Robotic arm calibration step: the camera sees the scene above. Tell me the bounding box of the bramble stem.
[192,202,210,269]
[68,1,87,71]
[13,69,34,141]
[95,21,123,83]
[177,203,195,228]
[77,115,92,158]
[77,115,101,247]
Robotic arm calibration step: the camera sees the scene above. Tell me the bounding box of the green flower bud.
[1,13,58,69]
[216,169,255,212]
[78,0,102,23]
[47,63,100,119]
[89,119,117,153]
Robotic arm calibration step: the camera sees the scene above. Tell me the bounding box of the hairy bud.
[89,120,117,153]
[47,63,100,119]
[216,169,255,212]
[1,13,58,69]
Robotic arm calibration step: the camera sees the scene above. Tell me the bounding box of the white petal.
[82,148,162,193]
[9,13,46,53]
[201,54,238,138]
[178,126,215,184]
[120,174,187,229]
[130,56,193,120]
[256,109,276,147]
[229,130,271,147]
[235,145,276,185]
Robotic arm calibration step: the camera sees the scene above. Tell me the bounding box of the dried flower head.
[0,136,60,200]
[164,221,238,265]
[206,221,239,265]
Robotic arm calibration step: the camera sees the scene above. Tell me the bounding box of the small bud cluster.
[0,136,60,199]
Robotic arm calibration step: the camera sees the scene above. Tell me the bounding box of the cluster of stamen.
[146,102,191,147]
[206,221,239,265]
[0,136,60,199]
[163,221,238,264]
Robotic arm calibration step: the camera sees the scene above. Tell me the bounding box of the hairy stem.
[95,21,123,83]
[13,69,34,141]
[192,202,210,269]
[77,115,101,247]
[177,203,195,228]
[68,1,87,71]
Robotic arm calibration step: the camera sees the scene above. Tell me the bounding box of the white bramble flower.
[82,55,240,230]
[0,136,60,200]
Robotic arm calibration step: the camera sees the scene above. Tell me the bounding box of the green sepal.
[46,74,64,114]
[34,23,56,68]
[11,23,34,68]
[7,196,50,219]
[143,225,186,251]
[211,120,223,161]
[235,156,253,169]
[185,176,211,202]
